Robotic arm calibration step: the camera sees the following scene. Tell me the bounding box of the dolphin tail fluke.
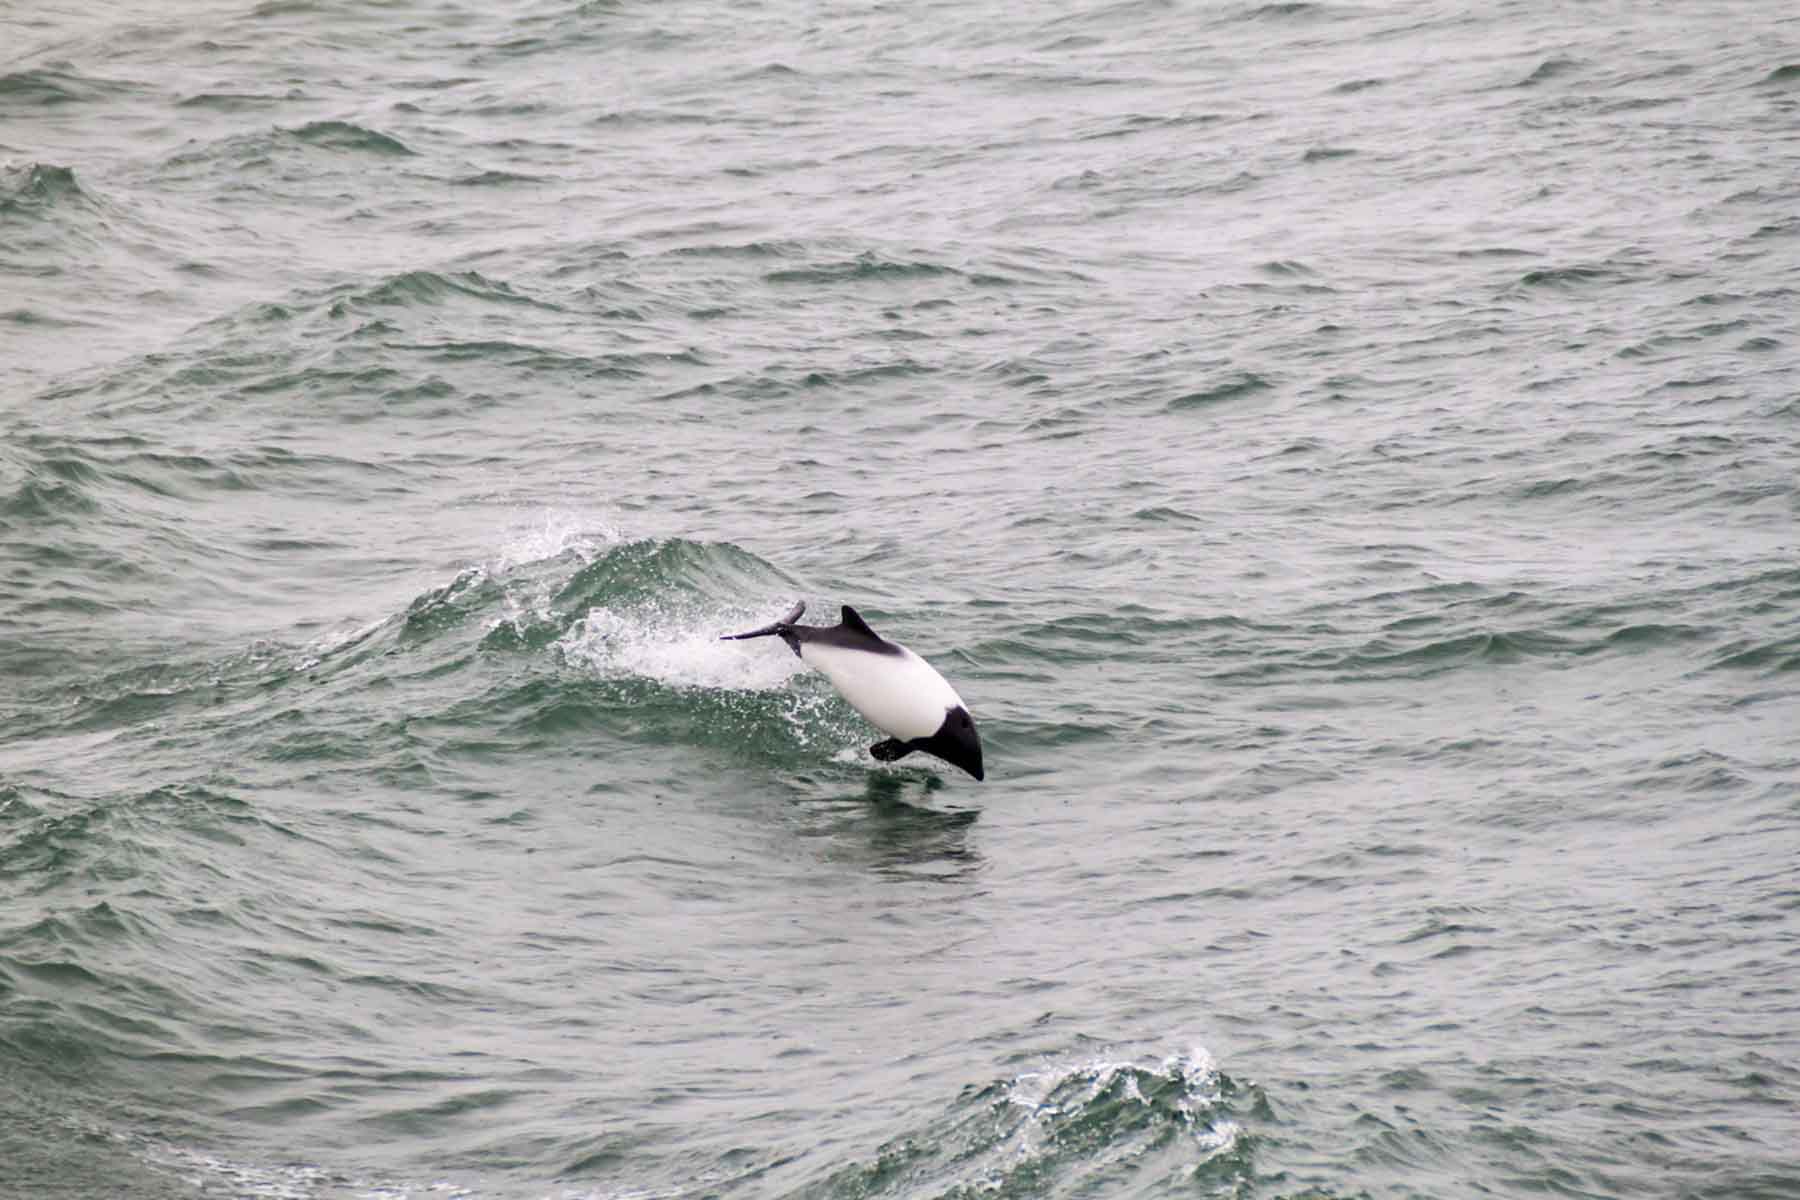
[720,600,806,641]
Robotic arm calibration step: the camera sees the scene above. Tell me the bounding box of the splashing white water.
[492,509,624,574]
[558,602,806,693]
[1000,1043,1243,1176]
[487,510,627,635]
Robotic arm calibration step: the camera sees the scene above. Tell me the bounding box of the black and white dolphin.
[721,601,984,781]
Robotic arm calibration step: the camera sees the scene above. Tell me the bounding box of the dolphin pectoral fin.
[720,600,805,641]
[868,738,915,762]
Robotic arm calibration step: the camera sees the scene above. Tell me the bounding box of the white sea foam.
[143,1141,477,1200]
[492,509,623,574]
[999,1043,1241,1174]
[557,602,806,693]
[490,510,626,633]
[291,614,389,672]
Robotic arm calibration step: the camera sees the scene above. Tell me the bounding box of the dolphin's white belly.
[799,641,964,740]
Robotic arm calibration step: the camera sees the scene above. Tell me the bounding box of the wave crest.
[812,1045,1257,1197]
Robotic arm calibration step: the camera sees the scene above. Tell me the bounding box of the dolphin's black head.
[923,705,984,781]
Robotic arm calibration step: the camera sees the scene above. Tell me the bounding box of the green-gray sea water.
[3,1,1798,1197]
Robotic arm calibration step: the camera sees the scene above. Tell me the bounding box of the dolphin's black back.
[797,606,903,657]
[722,602,903,659]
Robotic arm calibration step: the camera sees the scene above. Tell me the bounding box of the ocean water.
[3,0,1798,1196]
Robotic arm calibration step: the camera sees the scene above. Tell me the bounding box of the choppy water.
[4,1,1799,1197]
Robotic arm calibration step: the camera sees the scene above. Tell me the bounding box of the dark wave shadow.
[787,770,983,880]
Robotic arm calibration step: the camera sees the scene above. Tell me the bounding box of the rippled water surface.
[3,1,1798,1197]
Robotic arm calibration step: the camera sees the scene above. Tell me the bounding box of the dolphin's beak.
[928,705,984,781]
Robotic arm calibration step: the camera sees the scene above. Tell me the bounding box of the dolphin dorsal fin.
[840,605,881,641]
